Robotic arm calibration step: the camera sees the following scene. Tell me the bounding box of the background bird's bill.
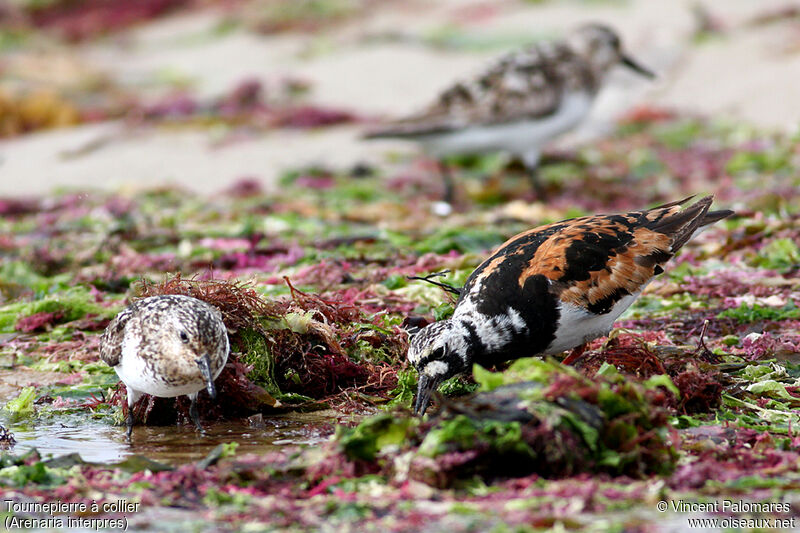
[621,55,655,78]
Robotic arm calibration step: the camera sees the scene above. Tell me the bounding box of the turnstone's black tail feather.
[701,208,736,227]
[648,195,733,253]
[651,194,696,210]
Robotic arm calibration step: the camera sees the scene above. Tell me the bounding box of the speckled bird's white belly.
[114,334,227,398]
[422,92,593,159]
[115,353,203,398]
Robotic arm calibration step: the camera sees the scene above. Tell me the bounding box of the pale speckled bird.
[365,23,654,202]
[100,294,229,439]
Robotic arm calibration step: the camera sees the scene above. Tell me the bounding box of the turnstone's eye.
[431,347,445,359]
[179,331,190,343]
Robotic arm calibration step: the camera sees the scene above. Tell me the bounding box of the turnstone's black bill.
[409,196,733,415]
[365,23,654,202]
[99,294,230,440]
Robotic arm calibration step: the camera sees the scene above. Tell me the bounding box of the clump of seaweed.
[135,79,359,132]
[107,275,283,424]
[252,279,402,402]
[0,89,80,138]
[331,360,678,488]
[15,311,66,333]
[2,287,114,335]
[135,273,280,334]
[9,0,194,42]
[572,331,726,414]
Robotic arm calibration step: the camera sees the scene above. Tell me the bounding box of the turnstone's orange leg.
[561,343,588,366]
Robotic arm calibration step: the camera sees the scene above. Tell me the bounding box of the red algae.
[574,332,726,414]
[15,311,65,333]
[25,0,192,41]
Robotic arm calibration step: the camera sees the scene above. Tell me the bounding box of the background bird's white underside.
[544,288,646,355]
[418,92,593,164]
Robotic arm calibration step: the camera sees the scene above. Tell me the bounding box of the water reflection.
[7,411,340,465]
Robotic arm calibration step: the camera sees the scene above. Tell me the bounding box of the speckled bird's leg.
[125,387,142,442]
[438,161,456,205]
[526,166,546,199]
[522,150,545,200]
[188,392,203,432]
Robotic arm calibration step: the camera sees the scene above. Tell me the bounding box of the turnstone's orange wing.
[366,43,594,138]
[462,196,732,315]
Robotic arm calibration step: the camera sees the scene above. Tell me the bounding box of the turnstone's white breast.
[408,196,733,414]
[100,294,230,439]
[365,23,654,201]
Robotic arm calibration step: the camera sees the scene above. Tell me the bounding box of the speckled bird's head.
[137,296,227,373]
[568,23,653,79]
[407,319,472,415]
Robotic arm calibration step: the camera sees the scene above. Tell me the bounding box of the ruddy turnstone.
[365,23,653,202]
[100,294,230,438]
[409,196,733,415]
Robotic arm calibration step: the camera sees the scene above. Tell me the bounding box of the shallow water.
[5,411,340,465]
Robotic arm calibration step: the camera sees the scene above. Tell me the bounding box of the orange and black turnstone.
[409,196,733,415]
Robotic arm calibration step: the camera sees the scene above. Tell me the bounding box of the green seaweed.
[0,261,71,295]
[653,119,705,149]
[717,302,800,323]
[0,287,115,333]
[752,238,800,271]
[387,370,416,408]
[2,386,37,420]
[0,462,67,488]
[337,413,418,461]
[418,415,481,457]
[726,147,792,175]
[237,327,281,397]
[335,360,677,482]
[474,358,568,391]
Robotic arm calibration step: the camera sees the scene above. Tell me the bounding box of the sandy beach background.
[2,0,800,196]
